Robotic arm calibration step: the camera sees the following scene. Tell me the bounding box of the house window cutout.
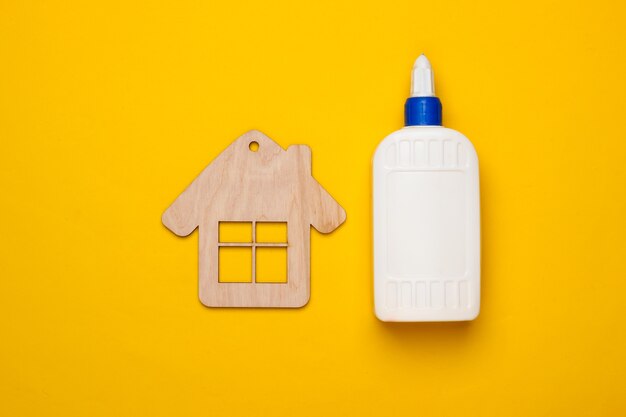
[218,221,288,284]
[218,246,252,283]
[256,222,287,243]
[256,247,287,283]
[219,222,252,243]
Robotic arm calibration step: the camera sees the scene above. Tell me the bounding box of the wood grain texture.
[162,130,346,307]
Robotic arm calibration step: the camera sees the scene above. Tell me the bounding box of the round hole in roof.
[249,141,259,152]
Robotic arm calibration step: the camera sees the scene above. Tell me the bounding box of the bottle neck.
[404,96,442,126]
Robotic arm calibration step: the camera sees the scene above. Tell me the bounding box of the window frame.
[218,221,288,284]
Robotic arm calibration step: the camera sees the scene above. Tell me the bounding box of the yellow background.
[1,0,625,415]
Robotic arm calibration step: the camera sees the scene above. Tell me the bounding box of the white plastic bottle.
[373,55,480,321]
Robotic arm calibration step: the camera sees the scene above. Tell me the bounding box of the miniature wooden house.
[162,130,346,307]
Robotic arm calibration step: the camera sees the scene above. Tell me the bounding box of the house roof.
[162,130,346,236]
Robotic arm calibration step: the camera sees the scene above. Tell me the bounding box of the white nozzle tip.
[414,54,431,69]
[410,54,435,97]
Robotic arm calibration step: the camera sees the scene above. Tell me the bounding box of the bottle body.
[373,126,480,321]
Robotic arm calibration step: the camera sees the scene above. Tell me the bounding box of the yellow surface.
[256,222,288,243]
[218,247,252,283]
[1,0,625,415]
[256,247,288,283]
[219,222,252,243]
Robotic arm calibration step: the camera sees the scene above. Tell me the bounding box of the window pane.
[219,222,252,243]
[218,247,252,282]
[256,222,287,243]
[256,247,287,283]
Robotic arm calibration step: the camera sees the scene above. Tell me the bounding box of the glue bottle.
[373,55,480,321]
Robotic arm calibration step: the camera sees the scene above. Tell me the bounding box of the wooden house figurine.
[162,130,346,307]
